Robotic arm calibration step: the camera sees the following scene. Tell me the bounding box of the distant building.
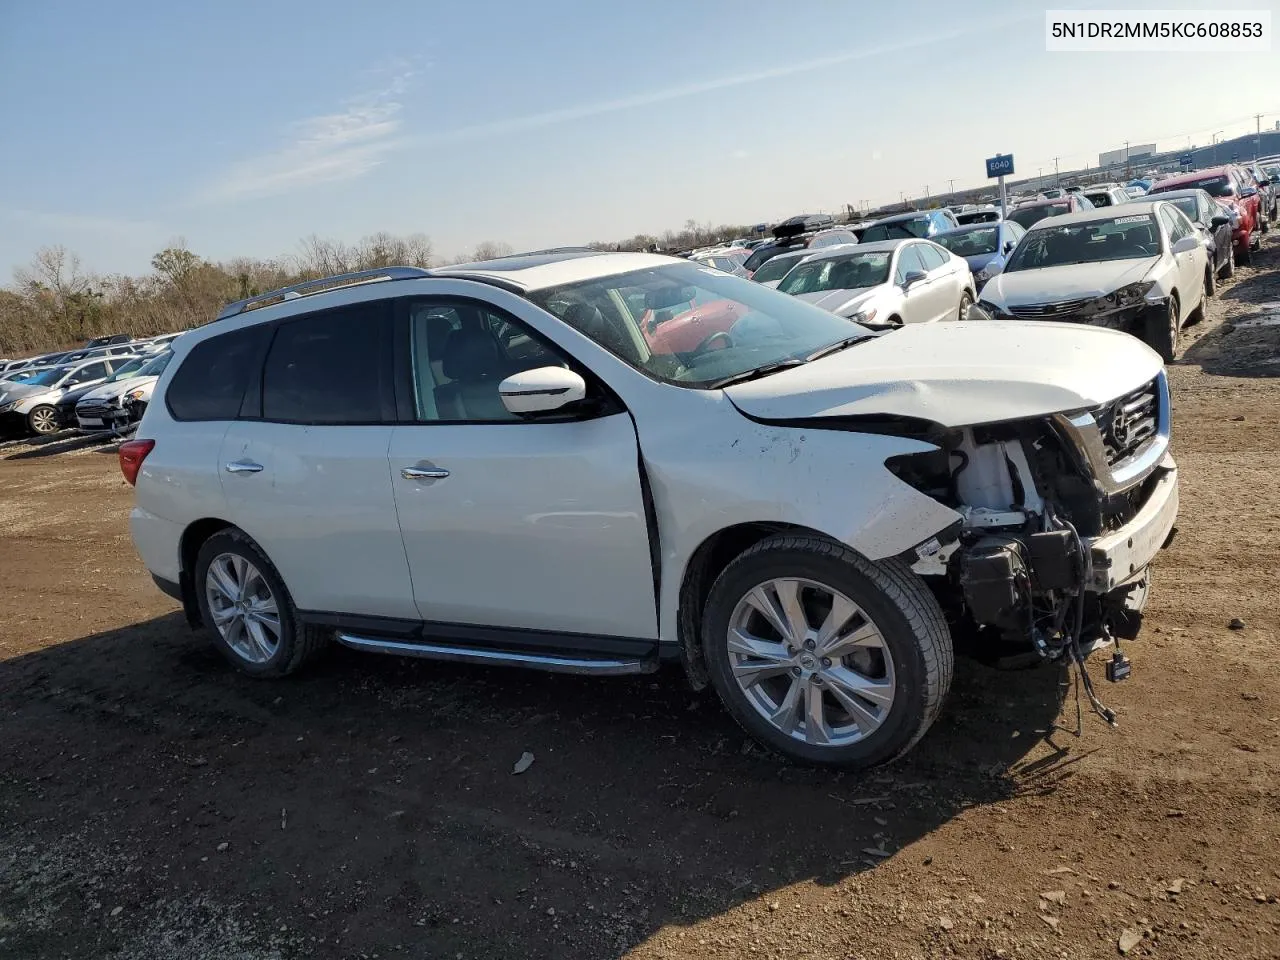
[1099,144,1156,166]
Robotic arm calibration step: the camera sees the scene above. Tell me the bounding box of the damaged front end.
[887,371,1178,701]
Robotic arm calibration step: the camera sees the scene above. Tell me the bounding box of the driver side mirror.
[1171,236,1200,255]
[499,366,587,417]
[1210,215,1231,228]
[1003,240,1017,253]
[901,270,927,289]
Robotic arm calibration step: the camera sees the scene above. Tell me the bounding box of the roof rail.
[215,266,433,321]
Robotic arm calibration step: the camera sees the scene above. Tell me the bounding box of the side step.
[335,633,658,676]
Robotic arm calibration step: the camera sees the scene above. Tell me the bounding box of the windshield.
[956,210,999,224]
[23,365,73,386]
[2,369,41,383]
[936,226,999,257]
[1005,214,1161,272]
[137,352,172,376]
[1168,197,1200,222]
[751,253,806,284]
[743,244,796,273]
[1007,203,1071,229]
[105,358,146,382]
[860,218,928,242]
[528,261,868,388]
[777,252,893,295]
[1157,176,1232,198]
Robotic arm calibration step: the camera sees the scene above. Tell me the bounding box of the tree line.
[1,219,753,358]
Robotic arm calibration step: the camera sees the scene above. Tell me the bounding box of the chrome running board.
[335,633,658,676]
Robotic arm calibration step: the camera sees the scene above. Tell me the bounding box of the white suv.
[123,253,1179,768]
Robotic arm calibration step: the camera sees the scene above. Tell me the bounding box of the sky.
[1,0,1278,279]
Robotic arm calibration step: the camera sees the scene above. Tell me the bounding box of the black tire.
[1144,294,1179,363]
[1239,241,1252,265]
[701,534,953,769]
[955,290,973,323]
[1220,244,1235,280]
[1203,265,1216,301]
[193,529,328,678]
[26,405,60,436]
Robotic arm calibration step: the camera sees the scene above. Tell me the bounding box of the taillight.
[119,439,155,486]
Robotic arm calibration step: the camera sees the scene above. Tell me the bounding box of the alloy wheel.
[29,407,58,435]
[204,553,281,664]
[726,577,896,746]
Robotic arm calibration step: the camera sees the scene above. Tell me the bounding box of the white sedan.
[774,239,977,326]
[975,201,1210,361]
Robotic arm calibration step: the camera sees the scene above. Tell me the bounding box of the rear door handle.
[401,466,449,480]
[225,460,264,474]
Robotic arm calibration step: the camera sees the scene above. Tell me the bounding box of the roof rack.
[215,266,433,321]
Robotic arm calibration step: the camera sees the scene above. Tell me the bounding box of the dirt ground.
[2,240,1279,960]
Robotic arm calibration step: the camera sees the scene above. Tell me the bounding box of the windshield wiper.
[704,358,808,389]
[804,334,874,362]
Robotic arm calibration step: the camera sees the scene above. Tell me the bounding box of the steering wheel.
[696,331,734,354]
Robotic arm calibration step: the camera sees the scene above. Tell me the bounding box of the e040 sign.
[985,154,1015,178]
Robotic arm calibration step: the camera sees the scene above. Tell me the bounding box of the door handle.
[224,460,264,474]
[401,466,449,480]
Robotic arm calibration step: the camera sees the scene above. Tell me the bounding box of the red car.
[1149,165,1264,264]
[641,293,745,355]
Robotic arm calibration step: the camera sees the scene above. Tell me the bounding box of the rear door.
[217,300,419,621]
[893,244,934,324]
[913,242,960,321]
[388,297,658,642]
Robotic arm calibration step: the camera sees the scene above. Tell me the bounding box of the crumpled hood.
[795,286,878,316]
[77,380,138,404]
[723,320,1162,428]
[982,258,1155,305]
[0,382,53,405]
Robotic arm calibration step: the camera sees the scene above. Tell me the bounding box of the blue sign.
[1179,153,1194,167]
[985,154,1015,178]
[753,223,767,234]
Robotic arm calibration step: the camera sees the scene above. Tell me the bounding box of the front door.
[217,299,418,620]
[388,297,658,641]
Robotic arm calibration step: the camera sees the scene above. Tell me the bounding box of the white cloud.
[197,66,414,203]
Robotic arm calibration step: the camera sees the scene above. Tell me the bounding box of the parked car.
[954,205,1002,225]
[52,354,150,428]
[84,333,132,348]
[775,240,977,326]
[124,256,1177,769]
[858,209,960,242]
[741,227,859,277]
[690,247,751,277]
[1126,179,1153,195]
[0,356,134,435]
[974,201,1210,360]
[1147,165,1263,263]
[933,221,1026,291]
[76,351,173,432]
[1039,188,1066,200]
[1244,163,1277,224]
[1082,186,1132,208]
[1006,194,1095,229]
[1148,189,1236,285]
[748,248,829,289]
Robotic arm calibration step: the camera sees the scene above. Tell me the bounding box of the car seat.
[434,327,512,421]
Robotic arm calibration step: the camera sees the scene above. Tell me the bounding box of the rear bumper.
[1085,457,1179,592]
[130,506,184,585]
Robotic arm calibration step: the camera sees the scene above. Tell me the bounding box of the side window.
[916,243,948,270]
[1171,206,1197,238]
[167,324,269,421]
[1158,206,1187,243]
[894,244,927,284]
[409,300,573,423]
[70,362,109,384]
[261,302,391,424]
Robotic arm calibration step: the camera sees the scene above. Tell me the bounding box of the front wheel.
[955,290,973,323]
[27,405,59,436]
[701,535,953,768]
[1144,294,1179,363]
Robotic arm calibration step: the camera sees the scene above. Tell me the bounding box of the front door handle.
[225,460,264,474]
[401,466,449,480]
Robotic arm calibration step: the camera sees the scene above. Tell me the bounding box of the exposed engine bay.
[886,377,1178,723]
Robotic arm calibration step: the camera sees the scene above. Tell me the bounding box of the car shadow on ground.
[1,429,118,460]
[0,612,1086,959]
[1181,242,1280,378]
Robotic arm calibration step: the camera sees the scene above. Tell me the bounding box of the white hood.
[982,258,1156,306]
[723,320,1162,428]
[796,286,878,316]
[80,375,159,405]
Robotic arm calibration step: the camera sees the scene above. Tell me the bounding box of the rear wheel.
[1238,240,1252,265]
[194,530,328,678]
[1144,294,1179,362]
[1220,244,1235,279]
[1202,265,1215,301]
[701,535,953,768]
[26,405,59,436]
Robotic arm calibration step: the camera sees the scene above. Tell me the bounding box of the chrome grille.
[1096,380,1159,466]
[1007,297,1093,319]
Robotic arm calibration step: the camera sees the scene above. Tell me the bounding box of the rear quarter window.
[166,324,269,421]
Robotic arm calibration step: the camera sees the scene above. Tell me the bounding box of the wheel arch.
[178,517,236,628]
[676,521,843,689]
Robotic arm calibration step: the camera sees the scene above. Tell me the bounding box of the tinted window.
[862,218,930,242]
[409,300,572,422]
[894,245,927,283]
[69,361,110,384]
[262,303,390,424]
[751,253,806,284]
[167,324,269,421]
[917,243,948,269]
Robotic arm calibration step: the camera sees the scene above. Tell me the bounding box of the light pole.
[1053,157,1060,185]
[948,178,956,200]
[1212,130,1223,164]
